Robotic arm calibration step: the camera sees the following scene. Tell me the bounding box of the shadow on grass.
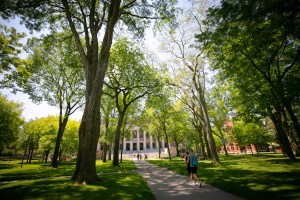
[0,164,16,170]
[0,162,75,182]
[0,160,136,182]
[200,163,300,199]
[0,173,155,200]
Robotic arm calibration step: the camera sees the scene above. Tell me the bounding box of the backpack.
[192,155,198,166]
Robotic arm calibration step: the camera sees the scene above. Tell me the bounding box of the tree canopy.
[0,93,24,155]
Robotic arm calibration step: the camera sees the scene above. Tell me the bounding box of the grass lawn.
[0,159,155,200]
[148,153,300,200]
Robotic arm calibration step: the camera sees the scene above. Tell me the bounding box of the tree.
[143,89,176,160]
[169,100,192,156]
[104,38,162,167]
[232,121,273,154]
[158,0,221,164]
[99,89,117,162]
[1,0,176,184]
[0,93,24,155]
[207,79,231,156]
[200,0,300,159]
[5,32,85,167]
[21,120,40,164]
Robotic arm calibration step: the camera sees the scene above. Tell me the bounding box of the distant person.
[144,154,148,160]
[187,149,200,186]
[184,152,192,182]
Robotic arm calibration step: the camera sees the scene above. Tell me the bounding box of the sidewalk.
[133,159,244,200]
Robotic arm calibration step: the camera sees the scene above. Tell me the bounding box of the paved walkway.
[133,159,244,200]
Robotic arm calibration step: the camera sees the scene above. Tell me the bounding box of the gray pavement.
[133,159,244,200]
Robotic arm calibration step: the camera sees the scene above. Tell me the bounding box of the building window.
[139,132,143,138]
[133,131,137,138]
[152,143,156,149]
[146,132,150,138]
[133,143,137,150]
[146,142,150,149]
[140,143,144,150]
[126,143,130,151]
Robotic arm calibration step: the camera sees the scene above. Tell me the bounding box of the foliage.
[232,121,274,149]
[22,116,79,158]
[0,24,26,73]
[0,93,24,155]
[105,38,163,166]
[4,31,85,107]
[200,0,300,127]
[60,120,80,156]
[198,0,300,159]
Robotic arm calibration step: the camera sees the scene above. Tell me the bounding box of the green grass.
[0,159,155,200]
[148,154,300,200]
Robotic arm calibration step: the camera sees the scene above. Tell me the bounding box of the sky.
[0,15,161,122]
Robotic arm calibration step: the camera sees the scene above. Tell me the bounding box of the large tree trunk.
[175,139,180,157]
[196,124,206,157]
[29,148,34,163]
[191,62,220,164]
[102,142,108,162]
[222,143,228,156]
[165,134,172,161]
[21,146,28,168]
[72,101,101,183]
[278,89,300,140]
[281,105,300,156]
[199,92,221,164]
[108,142,112,160]
[70,1,121,184]
[269,106,296,160]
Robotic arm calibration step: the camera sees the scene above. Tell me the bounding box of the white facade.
[97,126,177,158]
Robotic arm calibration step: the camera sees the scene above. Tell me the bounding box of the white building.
[97,126,177,159]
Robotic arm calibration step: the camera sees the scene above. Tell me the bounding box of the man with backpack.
[187,149,201,187]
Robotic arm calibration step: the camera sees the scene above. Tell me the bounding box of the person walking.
[187,149,200,186]
[185,152,192,182]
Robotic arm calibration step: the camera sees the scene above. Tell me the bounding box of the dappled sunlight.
[144,155,300,199]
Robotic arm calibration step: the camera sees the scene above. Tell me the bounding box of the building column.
[130,138,133,151]
[143,131,146,150]
[150,135,153,149]
[137,130,140,151]
[123,138,126,151]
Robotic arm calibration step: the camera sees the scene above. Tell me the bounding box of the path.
[133,159,244,200]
